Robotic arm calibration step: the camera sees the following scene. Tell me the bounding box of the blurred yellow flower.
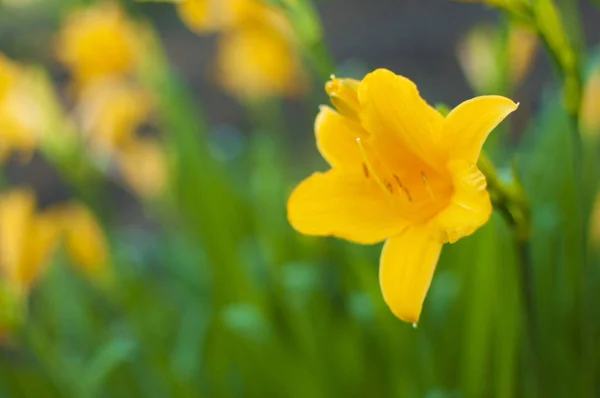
[77,79,153,153]
[217,23,305,100]
[47,202,110,277]
[0,189,60,294]
[74,78,167,198]
[581,67,600,136]
[175,0,305,99]
[56,2,143,87]
[508,25,538,86]
[0,189,109,295]
[287,69,518,323]
[117,138,169,198]
[176,0,237,33]
[457,23,537,93]
[0,54,45,162]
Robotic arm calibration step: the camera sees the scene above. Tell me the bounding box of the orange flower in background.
[287,69,518,323]
[55,2,143,87]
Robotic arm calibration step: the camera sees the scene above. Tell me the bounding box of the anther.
[356,138,391,195]
[393,174,413,202]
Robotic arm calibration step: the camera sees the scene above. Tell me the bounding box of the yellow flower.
[0,189,60,294]
[116,138,169,199]
[0,189,109,295]
[176,0,239,33]
[76,79,153,153]
[0,53,44,162]
[46,202,110,277]
[287,69,518,323]
[216,23,305,100]
[457,23,537,93]
[175,0,305,99]
[55,2,142,87]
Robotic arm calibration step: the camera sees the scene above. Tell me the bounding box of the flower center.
[356,137,453,223]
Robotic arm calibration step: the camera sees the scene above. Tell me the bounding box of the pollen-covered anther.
[393,174,413,202]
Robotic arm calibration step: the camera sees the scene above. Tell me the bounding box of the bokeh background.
[1,0,600,396]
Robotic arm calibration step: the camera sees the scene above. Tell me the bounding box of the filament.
[356,138,391,195]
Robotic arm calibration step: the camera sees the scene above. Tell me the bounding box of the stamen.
[393,174,413,202]
[356,138,391,195]
[421,171,436,201]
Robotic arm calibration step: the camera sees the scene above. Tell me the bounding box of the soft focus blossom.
[76,79,153,154]
[0,53,45,162]
[457,23,537,93]
[216,22,305,99]
[47,202,110,277]
[0,189,60,295]
[175,0,306,100]
[55,2,143,87]
[0,189,109,296]
[287,69,518,323]
[117,138,169,198]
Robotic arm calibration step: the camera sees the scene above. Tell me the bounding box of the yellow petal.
[118,139,168,198]
[50,202,109,276]
[19,213,61,290]
[315,106,367,171]
[431,160,492,244]
[379,226,443,323]
[287,169,409,244]
[357,68,445,167]
[442,95,518,163]
[0,189,60,292]
[0,189,35,289]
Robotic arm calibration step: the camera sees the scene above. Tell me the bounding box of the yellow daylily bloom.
[0,189,61,294]
[116,138,169,199]
[46,202,109,277]
[457,23,537,93]
[174,0,305,99]
[76,79,153,153]
[175,0,240,33]
[0,189,110,295]
[287,69,518,323]
[55,2,143,87]
[216,23,305,100]
[0,53,45,162]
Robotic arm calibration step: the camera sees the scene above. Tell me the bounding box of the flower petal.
[442,95,518,163]
[287,169,409,244]
[432,160,492,244]
[379,226,443,323]
[315,106,367,171]
[357,68,445,167]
